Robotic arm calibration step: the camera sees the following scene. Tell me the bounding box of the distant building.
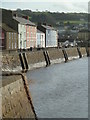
[0,23,18,50]
[37,23,58,47]
[13,16,37,49]
[78,29,90,41]
[36,29,45,48]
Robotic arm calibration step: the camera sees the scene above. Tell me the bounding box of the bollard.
[86,47,89,57]
[43,51,49,67]
[62,49,68,62]
[23,53,29,70]
[19,53,25,71]
[46,51,51,65]
[77,47,82,58]
[43,51,51,67]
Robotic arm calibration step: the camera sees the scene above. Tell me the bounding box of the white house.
[46,28,58,47]
[37,24,58,47]
[36,30,45,48]
[13,16,36,49]
[13,17,26,49]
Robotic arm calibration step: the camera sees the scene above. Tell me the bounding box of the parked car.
[62,41,69,48]
[70,43,74,47]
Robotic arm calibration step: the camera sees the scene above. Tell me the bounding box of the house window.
[27,39,29,41]
[12,33,13,49]
[9,32,11,49]
[27,26,29,30]
[9,32,11,39]
[24,32,26,37]
[12,43,13,49]
[42,35,43,40]
[14,33,17,48]
[0,33,1,38]
[15,43,16,48]
[48,30,50,35]
[12,33,13,39]
[27,32,29,37]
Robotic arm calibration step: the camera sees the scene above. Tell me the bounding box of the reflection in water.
[26,57,88,118]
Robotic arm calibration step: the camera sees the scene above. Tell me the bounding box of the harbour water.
[26,57,88,118]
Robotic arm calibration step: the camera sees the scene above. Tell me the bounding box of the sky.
[0,0,90,13]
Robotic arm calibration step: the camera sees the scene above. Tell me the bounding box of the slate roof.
[0,23,16,32]
[13,16,36,26]
[42,25,55,30]
[37,29,45,33]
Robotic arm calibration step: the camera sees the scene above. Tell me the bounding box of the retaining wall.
[48,48,64,60]
[88,47,90,54]
[65,47,79,58]
[1,74,36,119]
[1,47,89,118]
[2,54,21,70]
[26,50,45,64]
[1,47,89,71]
[80,47,87,56]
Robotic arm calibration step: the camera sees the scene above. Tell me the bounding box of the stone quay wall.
[1,73,36,119]
[0,47,89,119]
[1,47,88,71]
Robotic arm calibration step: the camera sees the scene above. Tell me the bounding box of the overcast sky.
[1,0,90,13]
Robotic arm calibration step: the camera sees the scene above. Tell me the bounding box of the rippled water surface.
[26,57,88,118]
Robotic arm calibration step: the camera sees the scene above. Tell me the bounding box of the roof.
[37,29,45,33]
[0,23,16,32]
[13,16,36,26]
[42,24,55,30]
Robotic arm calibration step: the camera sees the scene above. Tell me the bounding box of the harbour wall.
[1,47,89,119]
[1,73,37,119]
[1,47,89,71]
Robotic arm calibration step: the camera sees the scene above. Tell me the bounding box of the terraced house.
[36,29,45,48]
[2,9,37,49]
[37,23,58,48]
[0,23,18,50]
[13,16,37,49]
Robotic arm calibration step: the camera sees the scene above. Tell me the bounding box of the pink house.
[13,16,37,49]
[26,24,37,48]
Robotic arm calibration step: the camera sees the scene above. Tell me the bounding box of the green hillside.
[13,9,88,27]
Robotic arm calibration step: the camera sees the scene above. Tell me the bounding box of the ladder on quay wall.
[43,50,51,67]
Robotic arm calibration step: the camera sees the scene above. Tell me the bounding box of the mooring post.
[62,49,68,62]
[65,50,68,62]
[46,51,51,65]
[19,53,25,71]
[86,47,89,57]
[23,52,29,70]
[77,47,82,58]
[43,51,49,67]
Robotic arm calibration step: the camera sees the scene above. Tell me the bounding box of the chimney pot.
[13,13,18,17]
[22,16,29,20]
[43,23,47,26]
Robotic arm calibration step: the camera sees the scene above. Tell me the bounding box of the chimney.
[26,16,29,20]
[48,24,52,27]
[38,22,42,26]
[13,14,17,17]
[43,23,47,26]
[22,16,29,20]
[12,11,18,17]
